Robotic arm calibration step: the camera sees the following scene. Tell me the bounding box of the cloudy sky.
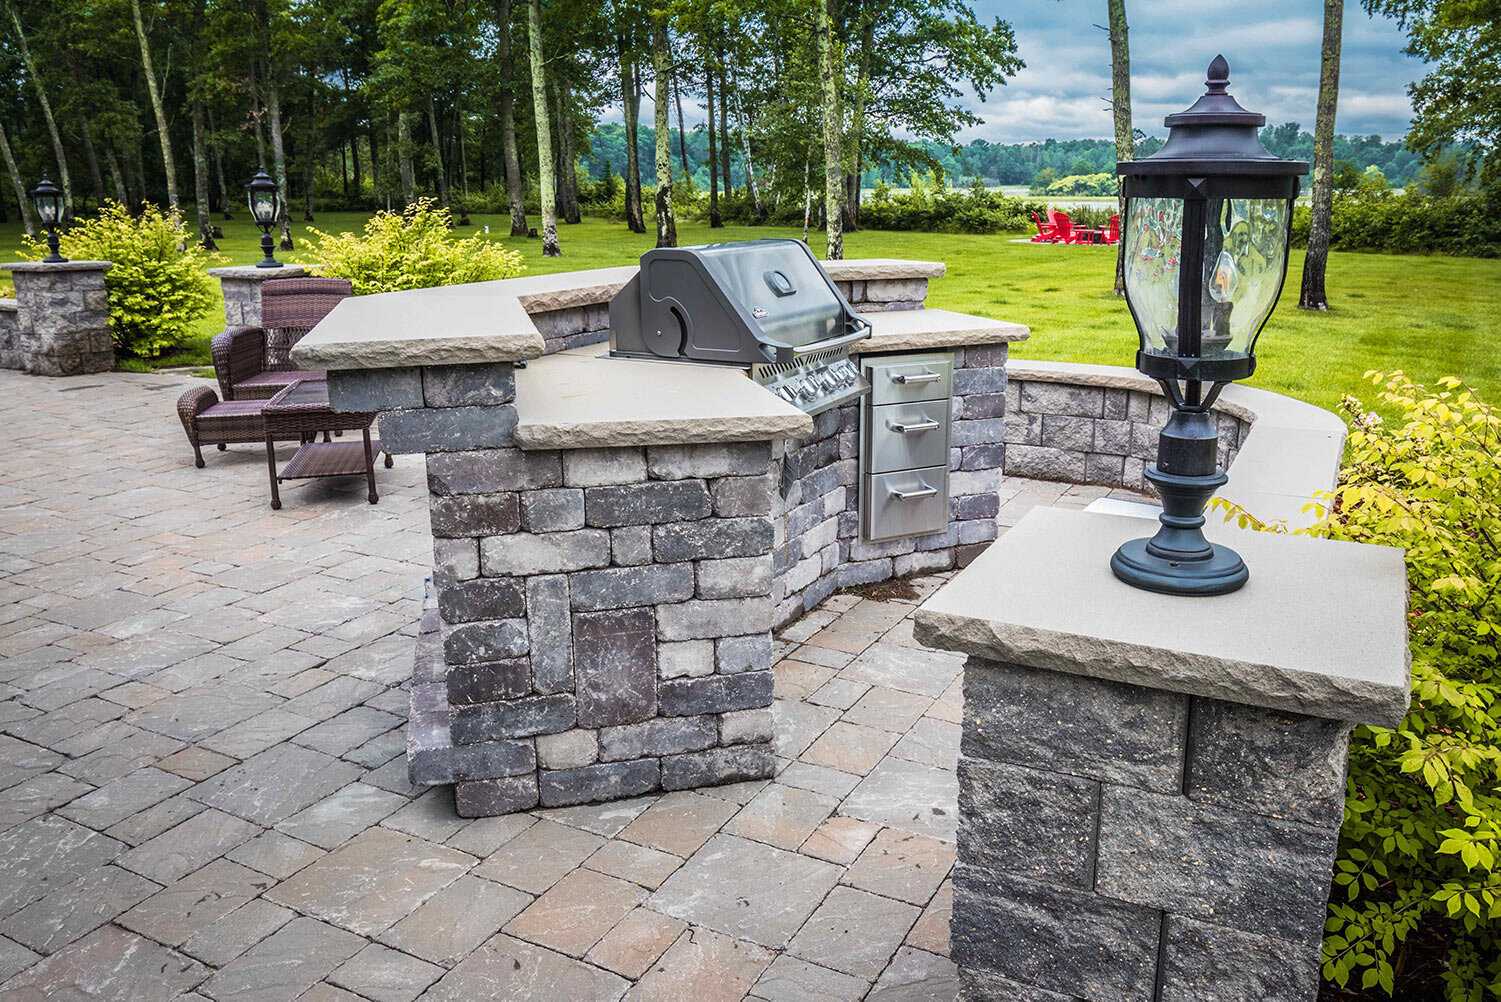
[961,0,1424,142]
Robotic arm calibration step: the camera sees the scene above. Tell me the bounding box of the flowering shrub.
[1214,372,1501,999]
[300,199,525,295]
[22,201,220,358]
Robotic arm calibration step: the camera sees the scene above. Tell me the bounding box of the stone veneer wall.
[0,300,17,367]
[0,262,114,376]
[209,265,312,328]
[1004,376,1250,492]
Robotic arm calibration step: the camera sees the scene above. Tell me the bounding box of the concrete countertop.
[913,507,1411,727]
[854,309,1029,353]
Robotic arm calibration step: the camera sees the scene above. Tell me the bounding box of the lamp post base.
[256,229,283,269]
[1110,463,1249,596]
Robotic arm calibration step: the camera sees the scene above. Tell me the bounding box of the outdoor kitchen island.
[290,257,1028,816]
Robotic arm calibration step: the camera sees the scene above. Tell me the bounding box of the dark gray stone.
[954,367,1007,395]
[1094,785,1338,941]
[959,392,1008,420]
[951,494,999,521]
[959,444,1006,472]
[447,660,530,705]
[570,564,695,612]
[573,608,657,727]
[521,488,586,532]
[610,525,653,566]
[438,577,525,624]
[599,715,719,761]
[585,481,713,527]
[539,760,660,807]
[1018,383,1104,418]
[429,493,519,538]
[427,448,562,494]
[379,405,518,454]
[659,672,774,717]
[442,620,528,665]
[711,475,774,516]
[451,694,576,744]
[715,634,772,674]
[950,864,1159,1002]
[957,757,1099,890]
[660,743,776,790]
[961,658,1188,793]
[455,775,539,817]
[422,363,516,408]
[959,968,1080,1002]
[327,367,424,411]
[414,738,537,784]
[1159,914,1321,1002]
[1187,698,1350,828]
[526,575,572,693]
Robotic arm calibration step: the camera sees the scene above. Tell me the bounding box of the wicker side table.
[263,379,391,510]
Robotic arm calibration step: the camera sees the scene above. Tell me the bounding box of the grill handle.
[889,483,938,502]
[886,419,940,434]
[761,317,873,363]
[890,369,942,385]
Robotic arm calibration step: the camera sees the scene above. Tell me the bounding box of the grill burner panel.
[752,354,868,416]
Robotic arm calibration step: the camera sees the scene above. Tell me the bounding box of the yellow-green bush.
[22,202,220,359]
[300,199,526,295]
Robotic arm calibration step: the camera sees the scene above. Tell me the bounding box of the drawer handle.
[890,370,941,385]
[887,419,940,434]
[890,483,938,502]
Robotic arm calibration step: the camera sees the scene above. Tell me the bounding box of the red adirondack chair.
[1030,211,1056,242]
[1047,209,1085,245]
[1101,214,1121,245]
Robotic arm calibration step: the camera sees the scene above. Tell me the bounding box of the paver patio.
[0,369,1146,1001]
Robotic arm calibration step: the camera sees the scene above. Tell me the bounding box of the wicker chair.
[210,277,350,400]
[176,385,325,468]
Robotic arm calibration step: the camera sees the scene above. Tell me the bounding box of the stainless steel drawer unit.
[860,352,954,541]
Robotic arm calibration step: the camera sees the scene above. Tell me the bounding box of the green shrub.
[1215,372,1501,999]
[300,199,526,295]
[1043,172,1117,197]
[1291,178,1501,258]
[21,201,220,359]
[860,177,1045,234]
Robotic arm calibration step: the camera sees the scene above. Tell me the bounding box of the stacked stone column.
[0,261,114,376]
[208,264,311,328]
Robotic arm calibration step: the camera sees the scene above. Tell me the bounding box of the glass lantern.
[245,168,284,268]
[30,176,67,263]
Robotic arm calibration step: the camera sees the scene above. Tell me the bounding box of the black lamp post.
[1111,55,1307,596]
[30,176,66,263]
[246,167,283,268]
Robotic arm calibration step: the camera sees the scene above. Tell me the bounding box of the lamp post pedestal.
[0,260,114,376]
[208,264,311,329]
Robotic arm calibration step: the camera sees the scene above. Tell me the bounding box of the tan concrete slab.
[513,349,813,449]
[824,258,946,280]
[851,309,1030,354]
[913,507,1410,727]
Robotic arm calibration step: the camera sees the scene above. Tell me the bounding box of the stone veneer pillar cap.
[206,264,311,279]
[2,260,113,272]
[913,506,1411,727]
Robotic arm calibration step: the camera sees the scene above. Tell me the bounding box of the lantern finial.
[1206,55,1230,93]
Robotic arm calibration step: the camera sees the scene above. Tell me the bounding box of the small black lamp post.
[246,167,283,268]
[31,176,67,263]
[1111,55,1307,596]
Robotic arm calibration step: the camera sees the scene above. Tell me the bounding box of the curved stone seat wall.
[0,299,17,370]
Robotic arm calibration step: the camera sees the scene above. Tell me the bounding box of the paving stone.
[841,757,959,842]
[116,807,261,884]
[293,706,404,757]
[866,946,960,1002]
[0,734,62,791]
[154,745,239,782]
[123,683,281,742]
[0,934,39,983]
[189,743,363,827]
[0,863,159,955]
[202,916,367,1002]
[472,817,606,894]
[180,898,296,967]
[624,926,775,1002]
[0,815,124,920]
[274,782,409,850]
[0,771,93,830]
[841,644,962,698]
[752,954,869,1002]
[776,760,862,802]
[329,943,446,1002]
[844,828,954,906]
[265,827,475,936]
[56,767,192,830]
[806,677,870,711]
[421,933,629,1001]
[800,720,899,775]
[380,788,470,842]
[723,783,838,850]
[443,812,535,857]
[200,707,321,759]
[534,795,656,837]
[584,839,684,890]
[224,829,327,879]
[891,717,960,771]
[801,815,882,865]
[649,834,841,948]
[504,867,646,957]
[906,879,952,957]
[380,874,532,967]
[55,728,185,786]
[117,858,273,947]
[842,687,932,733]
[584,907,686,979]
[618,792,739,857]
[789,884,921,980]
[0,924,206,1000]
[103,793,208,847]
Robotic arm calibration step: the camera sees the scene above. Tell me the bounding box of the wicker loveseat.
[210,277,350,400]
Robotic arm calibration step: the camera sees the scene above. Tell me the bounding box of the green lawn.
[3,211,1497,414]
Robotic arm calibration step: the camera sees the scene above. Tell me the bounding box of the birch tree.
[651,6,675,247]
[495,0,527,234]
[1298,0,1342,310]
[527,0,560,255]
[7,4,73,218]
[130,0,178,208]
[1107,0,1130,295]
[814,0,842,259]
[0,123,34,234]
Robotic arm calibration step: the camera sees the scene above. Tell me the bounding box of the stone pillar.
[913,507,1411,1002]
[0,261,114,376]
[208,264,310,328]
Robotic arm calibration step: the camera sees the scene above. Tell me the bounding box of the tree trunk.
[620,41,645,234]
[191,99,217,248]
[351,125,362,203]
[527,0,560,256]
[651,12,676,247]
[814,0,843,259]
[843,11,873,231]
[250,78,268,168]
[706,61,720,227]
[257,3,294,250]
[801,153,811,243]
[207,107,232,216]
[555,81,581,224]
[1108,0,1131,295]
[496,0,528,235]
[10,6,74,218]
[729,63,762,217]
[672,45,689,180]
[426,95,449,207]
[1299,0,1342,311]
[303,90,316,221]
[368,119,380,193]
[130,0,178,209]
[0,122,35,234]
[718,60,731,198]
[397,111,417,205]
[103,143,129,206]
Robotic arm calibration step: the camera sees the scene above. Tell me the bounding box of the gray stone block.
[1095,419,1132,455]
[451,693,577,744]
[862,278,928,303]
[442,620,529,665]
[432,538,479,583]
[719,708,774,745]
[1083,453,1125,486]
[960,444,1006,472]
[711,474,775,516]
[1040,414,1094,452]
[422,363,516,408]
[570,564,695,611]
[959,392,1008,420]
[531,303,610,338]
[536,729,599,770]
[952,494,999,521]
[438,577,526,624]
[657,597,774,641]
[954,367,1007,395]
[653,518,774,562]
[448,740,537,781]
[965,343,1009,368]
[716,634,772,674]
[447,660,531,705]
[455,775,538,817]
[573,607,657,727]
[610,525,653,566]
[1186,698,1350,828]
[837,558,892,589]
[1019,382,1104,418]
[959,969,1080,1002]
[658,640,714,679]
[950,864,1159,1002]
[659,671,774,716]
[585,481,712,527]
[697,555,774,599]
[521,488,586,532]
[378,405,518,454]
[430,493,520,538]
[957,757,1099,889]
[480,529,611,576]
[660,743,776,790]
[1094,785,1338,941]
[1104,388,1130,420]
[1005,413,1044,446]
[525,575,572,693]
[539,760,660,807]
[563,448,648,487]
[327,368,424,412]
[598,715,719,761]
[427,448,562,494]
[894,549,954,576]
[961,658,1188,794]
[647,442,772,479]
[1159,914,1321,1002]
